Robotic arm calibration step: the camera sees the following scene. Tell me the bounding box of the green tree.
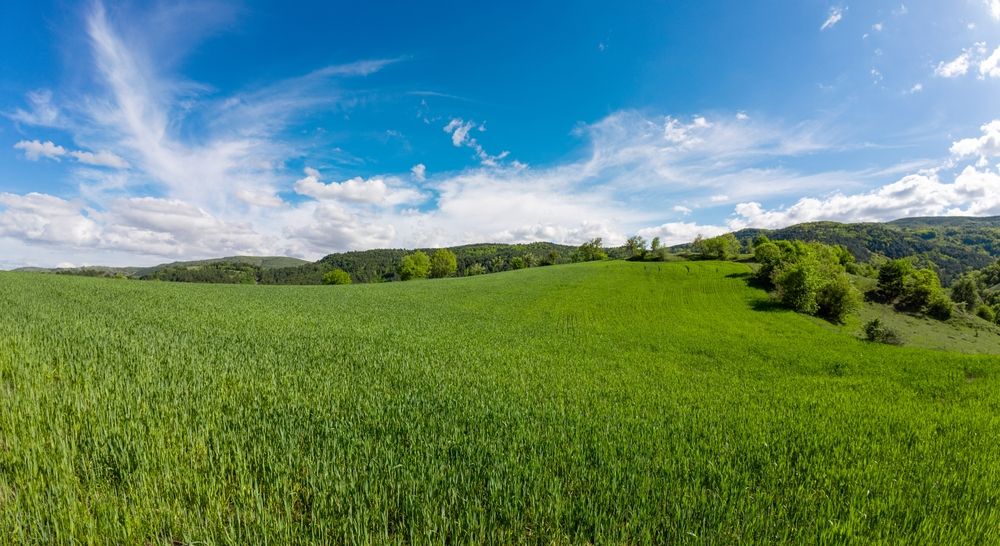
[625,235,648,260]
[429,249,458,279]
[898,268,943,313]
[398,251,431,280]
[509,256,527,270]
[572,238,608,262]
[322,268,352,285]
[951,275,980,309]
[465,263,487,276]
[872,259,915,303]
[699,233,740,260]
[650,237,661,253]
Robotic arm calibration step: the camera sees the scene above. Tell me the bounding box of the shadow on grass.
[750,299,786,313]
[727,271,772,291]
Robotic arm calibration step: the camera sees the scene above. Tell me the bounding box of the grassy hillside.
[1,262,999,543]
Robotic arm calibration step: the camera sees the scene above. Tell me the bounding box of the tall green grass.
[1,261,998,544]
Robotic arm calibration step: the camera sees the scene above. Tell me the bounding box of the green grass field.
[1,261,999,544]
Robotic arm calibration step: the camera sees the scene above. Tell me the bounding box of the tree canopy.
[429,249,458,279]
[398,251,431,281]
[322,269,352,285]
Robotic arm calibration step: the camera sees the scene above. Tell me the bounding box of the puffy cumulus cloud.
[0,193,100,246]
[637,222,728,246]
[14,140,67,161]
[821,7,844,31]
[950,120,1000,167]
[729,167,1000,229]
[0,192,280,259]
[293,168,425,206]
[935,50,973,78]
[979,46,1000,79]
[990,0,1000,20]
[280,201,397,254]
[411,163,426,182]
[933,43,1000,80]
[15,140,129,168]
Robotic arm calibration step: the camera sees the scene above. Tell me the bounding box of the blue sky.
[2,1,1000,267]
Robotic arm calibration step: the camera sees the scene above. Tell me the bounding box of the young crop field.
[1,261,999,543]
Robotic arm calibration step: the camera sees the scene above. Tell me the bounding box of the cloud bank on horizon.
[2,1,1000,268]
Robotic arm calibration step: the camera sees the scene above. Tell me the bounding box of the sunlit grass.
[1,261,998,543]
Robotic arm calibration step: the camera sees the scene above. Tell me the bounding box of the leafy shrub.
[816,273,862,324]
[322,269,352,285]
[926,294,954,320]
[864,319,903,345]
[465,263,487,276]
[975,304,996,322]
[774,262,820,314]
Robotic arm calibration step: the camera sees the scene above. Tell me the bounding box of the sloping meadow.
[0,261,998,543]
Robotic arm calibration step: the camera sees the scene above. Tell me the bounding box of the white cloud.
[0,193,100,246]
[69,150,130,169]
[637,222,728,246]
[950,120,1000,166]
[935,43,994,79]
[989,0,1000,20]
[907,83,924,94]
[235,189,284,208]
[8,89,61,127]
[673,205,693,215]
[821,7,844,31]
[443,118,509,166]
[14,140,67,161]
[729,121,1000,229]
[293,168,424,206]
[730,167,1000,229]
[936,51,972,78]
[411,163,426,182]
[979,46,1000,79]
[15,140,129,168]
[710,194,730,203]
[872,22,884,31]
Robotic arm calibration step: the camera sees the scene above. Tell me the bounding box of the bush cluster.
[866,259,953,320]
[753,236,861,323]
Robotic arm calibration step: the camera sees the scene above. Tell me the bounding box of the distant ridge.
[11,216,1000,285]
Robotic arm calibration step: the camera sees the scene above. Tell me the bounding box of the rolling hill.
[1,261,998,543]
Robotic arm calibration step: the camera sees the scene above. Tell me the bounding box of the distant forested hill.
[722,217,1000,283]
[261,242,587,284]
